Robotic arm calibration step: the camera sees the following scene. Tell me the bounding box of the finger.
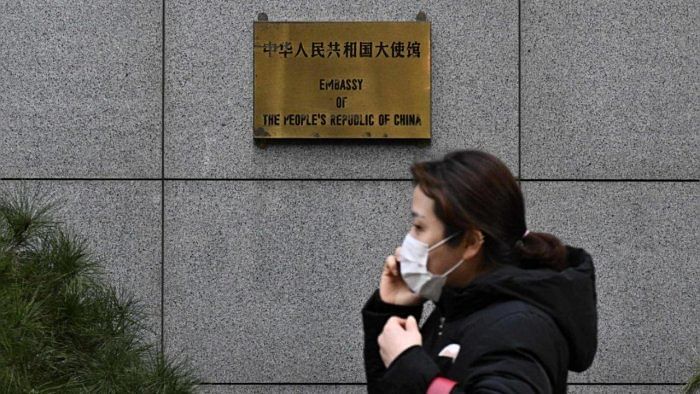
[397,318,408,329]
[384,255,398,276]
[405,315,418,331]
[385,316,405,329]
[387,316,408,331]
[385,316,399,326]
[394,246,401,260]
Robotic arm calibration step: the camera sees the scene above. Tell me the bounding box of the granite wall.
[1,0,697,392]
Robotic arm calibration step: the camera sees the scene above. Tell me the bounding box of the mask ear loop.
[426,232,464,278]
[428,231,461,252]
[441,257,466,278]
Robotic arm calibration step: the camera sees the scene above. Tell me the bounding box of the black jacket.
[362,245,597,393]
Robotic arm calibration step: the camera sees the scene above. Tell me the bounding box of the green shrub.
[685,361,700,394]
[0,183,200,393]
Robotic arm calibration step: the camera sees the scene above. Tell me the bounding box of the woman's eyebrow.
[411,211,424,219]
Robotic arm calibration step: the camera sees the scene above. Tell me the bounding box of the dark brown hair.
[410,149,568,272]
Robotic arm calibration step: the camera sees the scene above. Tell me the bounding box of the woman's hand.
[378,315,422,368]
[379,247,424,306]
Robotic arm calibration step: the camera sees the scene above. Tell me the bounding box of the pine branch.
[0,183,200,393]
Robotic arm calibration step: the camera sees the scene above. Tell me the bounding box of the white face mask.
[399,231,465,302]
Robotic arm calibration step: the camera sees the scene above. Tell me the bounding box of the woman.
[362,150,597,393]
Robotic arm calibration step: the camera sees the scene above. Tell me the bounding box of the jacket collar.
[430,245,598,372]
[434,263,521,320]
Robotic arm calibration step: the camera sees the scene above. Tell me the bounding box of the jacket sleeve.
[380,311,556,394]
[361,288,425,394]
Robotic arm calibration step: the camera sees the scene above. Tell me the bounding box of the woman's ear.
[461,229,484,260]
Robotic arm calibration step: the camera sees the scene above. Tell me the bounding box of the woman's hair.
[410,149,568,272]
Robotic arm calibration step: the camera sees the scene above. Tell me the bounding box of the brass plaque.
[253,21,431,139]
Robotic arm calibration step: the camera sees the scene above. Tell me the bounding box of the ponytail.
[515,231,568,272]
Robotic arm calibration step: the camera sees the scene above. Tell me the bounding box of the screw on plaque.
[416,11,427,21]
[253,127,269,149]
[254,127,270,137]
[258,12,268,21]
[254,138,269,149]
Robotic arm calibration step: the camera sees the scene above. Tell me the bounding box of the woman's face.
[409,185,468,278]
